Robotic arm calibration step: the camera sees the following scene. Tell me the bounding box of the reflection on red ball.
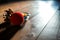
[10,12,24,25]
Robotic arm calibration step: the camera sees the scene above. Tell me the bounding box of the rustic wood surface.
[0,1,60,40]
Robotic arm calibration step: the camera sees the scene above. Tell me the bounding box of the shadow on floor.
[0,22,24,40]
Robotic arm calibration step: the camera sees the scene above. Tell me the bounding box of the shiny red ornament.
[10,12,24,25]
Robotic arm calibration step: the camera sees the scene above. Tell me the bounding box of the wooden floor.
[0,1,60,40]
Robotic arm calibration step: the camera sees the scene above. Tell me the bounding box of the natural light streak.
[38,1,56,24]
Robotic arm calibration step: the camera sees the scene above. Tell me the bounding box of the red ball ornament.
[10,12,24,25]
